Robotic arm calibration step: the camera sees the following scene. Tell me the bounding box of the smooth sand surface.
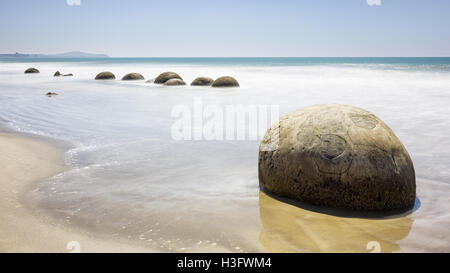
[0,132,152,253]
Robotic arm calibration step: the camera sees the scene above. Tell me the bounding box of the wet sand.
[258,181,450,253]
[0,132,152,252]
[258,191,413,252]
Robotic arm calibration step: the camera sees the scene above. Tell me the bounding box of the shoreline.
[0,131,152,253]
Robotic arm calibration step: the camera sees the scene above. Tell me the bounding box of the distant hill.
[48,51,109,58]
[0,51,109,58]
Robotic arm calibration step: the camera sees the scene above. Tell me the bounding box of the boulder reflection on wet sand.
[258,191,413,253]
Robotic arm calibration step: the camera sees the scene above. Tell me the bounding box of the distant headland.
[0,51,109,58]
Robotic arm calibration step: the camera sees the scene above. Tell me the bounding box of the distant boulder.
[212,76,239,88]
[122,73,145,81]
[46,92,58,97]
[154,72,182,84]
[95,72,116,80]
[54,71,61,77]
[24,68,40,74]
[164,79,186,86]
[191,77,214,86]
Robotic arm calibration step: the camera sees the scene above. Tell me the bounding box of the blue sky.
[0,0,449,57]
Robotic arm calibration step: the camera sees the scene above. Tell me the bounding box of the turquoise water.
[2,57,450,68]
[0,57,449,252]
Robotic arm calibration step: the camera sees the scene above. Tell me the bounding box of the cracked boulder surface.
[258,104,416,211]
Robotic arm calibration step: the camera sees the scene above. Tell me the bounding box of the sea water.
[0,57,449,252]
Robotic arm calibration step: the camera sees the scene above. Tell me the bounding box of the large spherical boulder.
[154,72,182,84]
[24,68,40,74]
[95,72,115,80]
[164,79,186,86]
[212,76,239,87]
[191,77,214,86]
[121,73,145,81]
[258,104,416,211]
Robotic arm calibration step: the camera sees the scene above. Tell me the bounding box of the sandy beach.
[0,132,153,253]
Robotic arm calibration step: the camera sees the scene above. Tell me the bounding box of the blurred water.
[0,58,449,252]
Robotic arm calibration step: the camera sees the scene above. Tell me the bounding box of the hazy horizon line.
[1,54,450,58]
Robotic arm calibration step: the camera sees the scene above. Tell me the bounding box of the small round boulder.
[191,77,214,86]
[212,76,239,88]
[258,104,416,211]
[164,79,186,86]
[95,72,116,80]
[46,92,58,97]
[121,73,145,81]
[54,71,61,77]
[24,68,40,74]
[154,72,182,84]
